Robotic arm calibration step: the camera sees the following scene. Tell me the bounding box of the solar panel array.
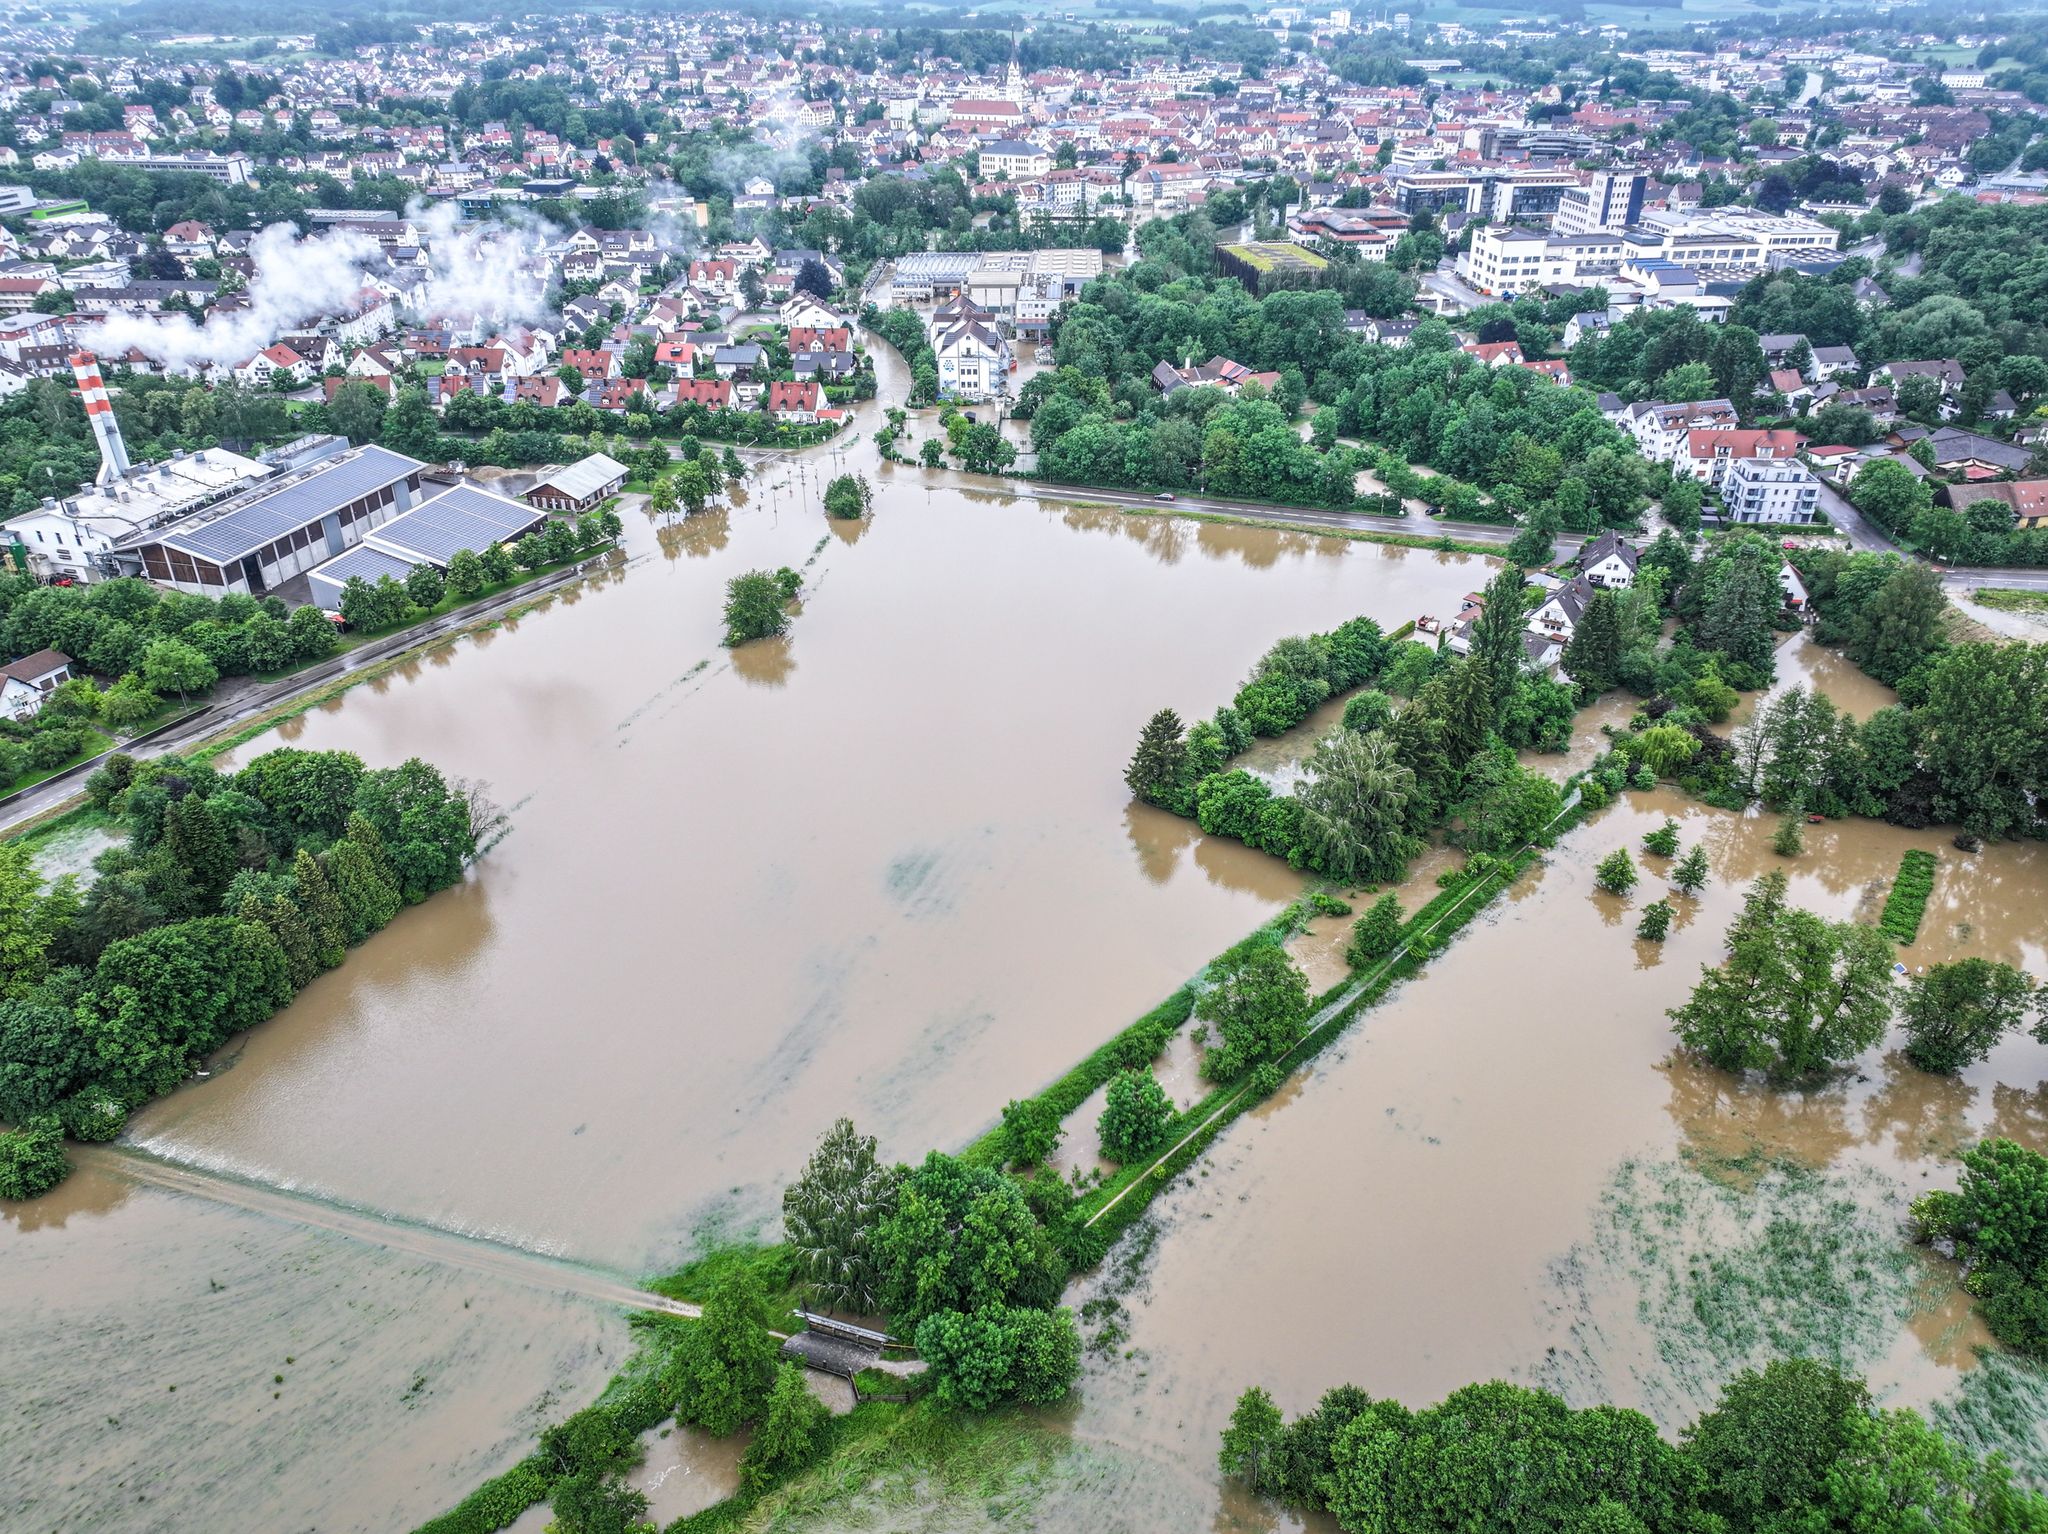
[373,483,545,566]
[155,445,420,563]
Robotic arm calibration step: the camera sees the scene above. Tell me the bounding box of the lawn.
[1971,588,2048,614]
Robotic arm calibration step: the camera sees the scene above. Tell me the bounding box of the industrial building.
[121,444,428,595]
[305,482,547,610]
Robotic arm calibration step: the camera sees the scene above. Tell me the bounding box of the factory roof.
[139,444,420,564]
[368,482,543,566]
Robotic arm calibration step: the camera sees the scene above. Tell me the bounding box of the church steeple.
[1004,27,1025,107]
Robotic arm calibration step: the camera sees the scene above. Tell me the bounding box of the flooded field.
[1007,789,2048,1533]
[3,384,1490,1529]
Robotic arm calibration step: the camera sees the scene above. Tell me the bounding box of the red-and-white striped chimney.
[71,351,132,486]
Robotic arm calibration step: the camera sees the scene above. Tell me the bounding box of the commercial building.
[1459,209,1838,298]
[121,444,427,595]
[305,481,546,610]
[1554,169,1648,235]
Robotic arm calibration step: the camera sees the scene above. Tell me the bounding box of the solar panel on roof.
[305,543,415,594]
[154,445,419,563]
[367,484,543,566]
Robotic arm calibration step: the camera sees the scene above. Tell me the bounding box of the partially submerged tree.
[1668,873,1894,1081]
[782,1117,899,1314]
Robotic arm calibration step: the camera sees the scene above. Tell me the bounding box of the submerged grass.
[1934,1352,2048,1483]
[1532,1154,1940,1426]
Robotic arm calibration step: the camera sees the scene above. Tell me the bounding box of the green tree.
[1643,819,1680,857]
[874,1152,1063,1329]
[1846,561,1945,687]
[1668,872,1894,1080]
[1098,1067,1173,1162]
[0,1115,69,1199]
[1124,708,1189,806]
[999,1096,1062,1168]
[1847,457,1933,538]
[781,1117,898,1313]
[1198,941,1311,1083]
[0,844,60,1000]
[325,379,388,445]
[1294,729,1419,883]
[1691,535,1781,676]
[1672,845,1711,896]
[141,637,217,703]
[1595,848,1638,894]
[739,1364,830,1492]
[1346,894,1404,967]
[405,564,445,609]
[1685,1359,1873,1532]
[913,1304,1080,1410]
[1468,565,1531,710]
[325,836,401,943]
[446,548,486,601]
[546,1469,649,1534]
[1218,1386,1288,1498]
[723,569,791,646]
[1637,900,1674,941]
[1563,589,1625,693]
[1772,813,1805,857]
[822,472,872,519]
[1505,503,1559,568]
[669,1270,780,1435]
[1900,960,2035,1075]
[291,848,348,967]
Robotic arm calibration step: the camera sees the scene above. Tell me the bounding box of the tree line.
[1219,1357,2046,1533]
[0,745,491,1197]
[1127,572,1578,896]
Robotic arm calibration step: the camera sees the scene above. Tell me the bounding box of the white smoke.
[404,198,555,333]
[85,203,558,370]
[87,221,381,372]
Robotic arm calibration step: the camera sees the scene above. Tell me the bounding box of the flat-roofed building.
[305,481,546,609]
[120,444,426,595]
[1,444,273,584]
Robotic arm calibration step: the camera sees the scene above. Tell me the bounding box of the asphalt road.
[1029,481,1590,552]
[0,555,606,836]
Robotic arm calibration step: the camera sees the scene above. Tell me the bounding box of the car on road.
[1155,491,1176,501]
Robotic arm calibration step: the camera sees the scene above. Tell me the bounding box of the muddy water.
[1734,627,1899,725]
[5,359,1491,1530]
[1013,790,2048,1533]
[159,489,1479,1267]
[4,1159,623,1534]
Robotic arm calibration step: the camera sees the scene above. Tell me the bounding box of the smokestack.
[71,352,131,485]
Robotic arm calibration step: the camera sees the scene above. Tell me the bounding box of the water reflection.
[729,633,796,688]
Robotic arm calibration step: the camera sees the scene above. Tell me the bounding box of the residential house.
[933,314,1011,401]
[0,648,71,720]
[1943,480,2048,530]
[1579,531,1640,589]
[1722,454,1822,524]
[768,379,821,423]
[1149,355,1280,397]
[1622,398,1741,462]
[1679,427,1807,489]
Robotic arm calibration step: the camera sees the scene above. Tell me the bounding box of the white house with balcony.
[1722,454,1822,524]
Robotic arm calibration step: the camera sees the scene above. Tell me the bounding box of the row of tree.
[0,746,492,1197]
[1220,1357,2045,1533]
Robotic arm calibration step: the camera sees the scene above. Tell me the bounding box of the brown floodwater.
[997,789,2048,1534]
[3,341,1494,1531]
